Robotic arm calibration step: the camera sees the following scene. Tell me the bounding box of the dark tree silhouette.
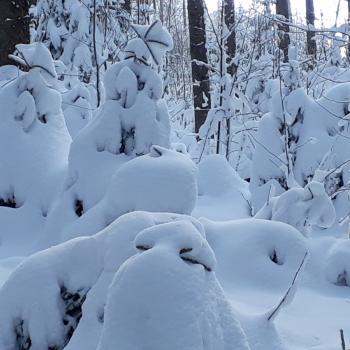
[224,0,236,76]
[276,0,291,63]
[187,0,211,133]
[306,0,316,60]
[0,0,31,66]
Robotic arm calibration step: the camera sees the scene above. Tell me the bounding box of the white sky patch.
[205,0,348,27]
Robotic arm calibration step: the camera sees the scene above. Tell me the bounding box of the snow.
[2,212,244,350]
[255,181,336,235]
[0,43,71,257]
[99,220,249,350]
[39,22,173,247]
[42,146,197,246]
[325,240,350,287]
[61,84,92,138]
[193,155,251,220]
[2,210,350,350]
[1,14,350,350]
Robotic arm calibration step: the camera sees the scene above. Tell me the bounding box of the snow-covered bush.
[255,181,336,235]
[250,80,350,233]
[0,211,250,350]
[0,42,70,215]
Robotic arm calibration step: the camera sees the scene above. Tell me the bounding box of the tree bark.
[276,0,290,63]
[187,0,211,133]
[224,0,236,76]
[305,0,316,59]
[0,0,31,66]
[122,0,132,14]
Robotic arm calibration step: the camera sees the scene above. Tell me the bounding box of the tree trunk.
[224,0,236,76]
[183,0,187,29]
[187,0,211,134]
[305,0,316,59]
[122,0,132,14]
[276,0,290,63]
[159,0,164,23]
[0,0,31,66]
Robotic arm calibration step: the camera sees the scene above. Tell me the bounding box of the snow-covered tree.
[35,0,129,82]
[0,43,71,253]
[40,21,175,245]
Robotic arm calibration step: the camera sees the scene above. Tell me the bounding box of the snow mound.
[193,155,251,220]
[241,313,286,350]
[98,220,250,350]
[201,218,308,349]
[54,146,198,244]
[104,146,198,221]
[198,154,249,196]
[202,218,308,293]
[325,240,350,287]
[0,212,205,350]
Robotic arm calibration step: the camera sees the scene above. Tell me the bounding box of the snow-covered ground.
[1,17,350,350]
[0,200,349,350]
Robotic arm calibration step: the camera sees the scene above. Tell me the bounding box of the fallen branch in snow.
[267,251,308,322]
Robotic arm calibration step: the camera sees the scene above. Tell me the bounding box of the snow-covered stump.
[0,212,250,350]
[41,21,174,245]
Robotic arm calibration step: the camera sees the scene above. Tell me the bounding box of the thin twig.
[267,252,308,322]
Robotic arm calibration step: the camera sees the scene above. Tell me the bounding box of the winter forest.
[0,0,350,348]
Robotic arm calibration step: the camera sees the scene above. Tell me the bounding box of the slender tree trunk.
[92,0,101,107]
[224,0,236,76]
[183,0,187,29]
[0,0,31,66]
[159,0,164,23]
[187,0,211,134]
[276,0,290,63]
[306,0,316,60]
